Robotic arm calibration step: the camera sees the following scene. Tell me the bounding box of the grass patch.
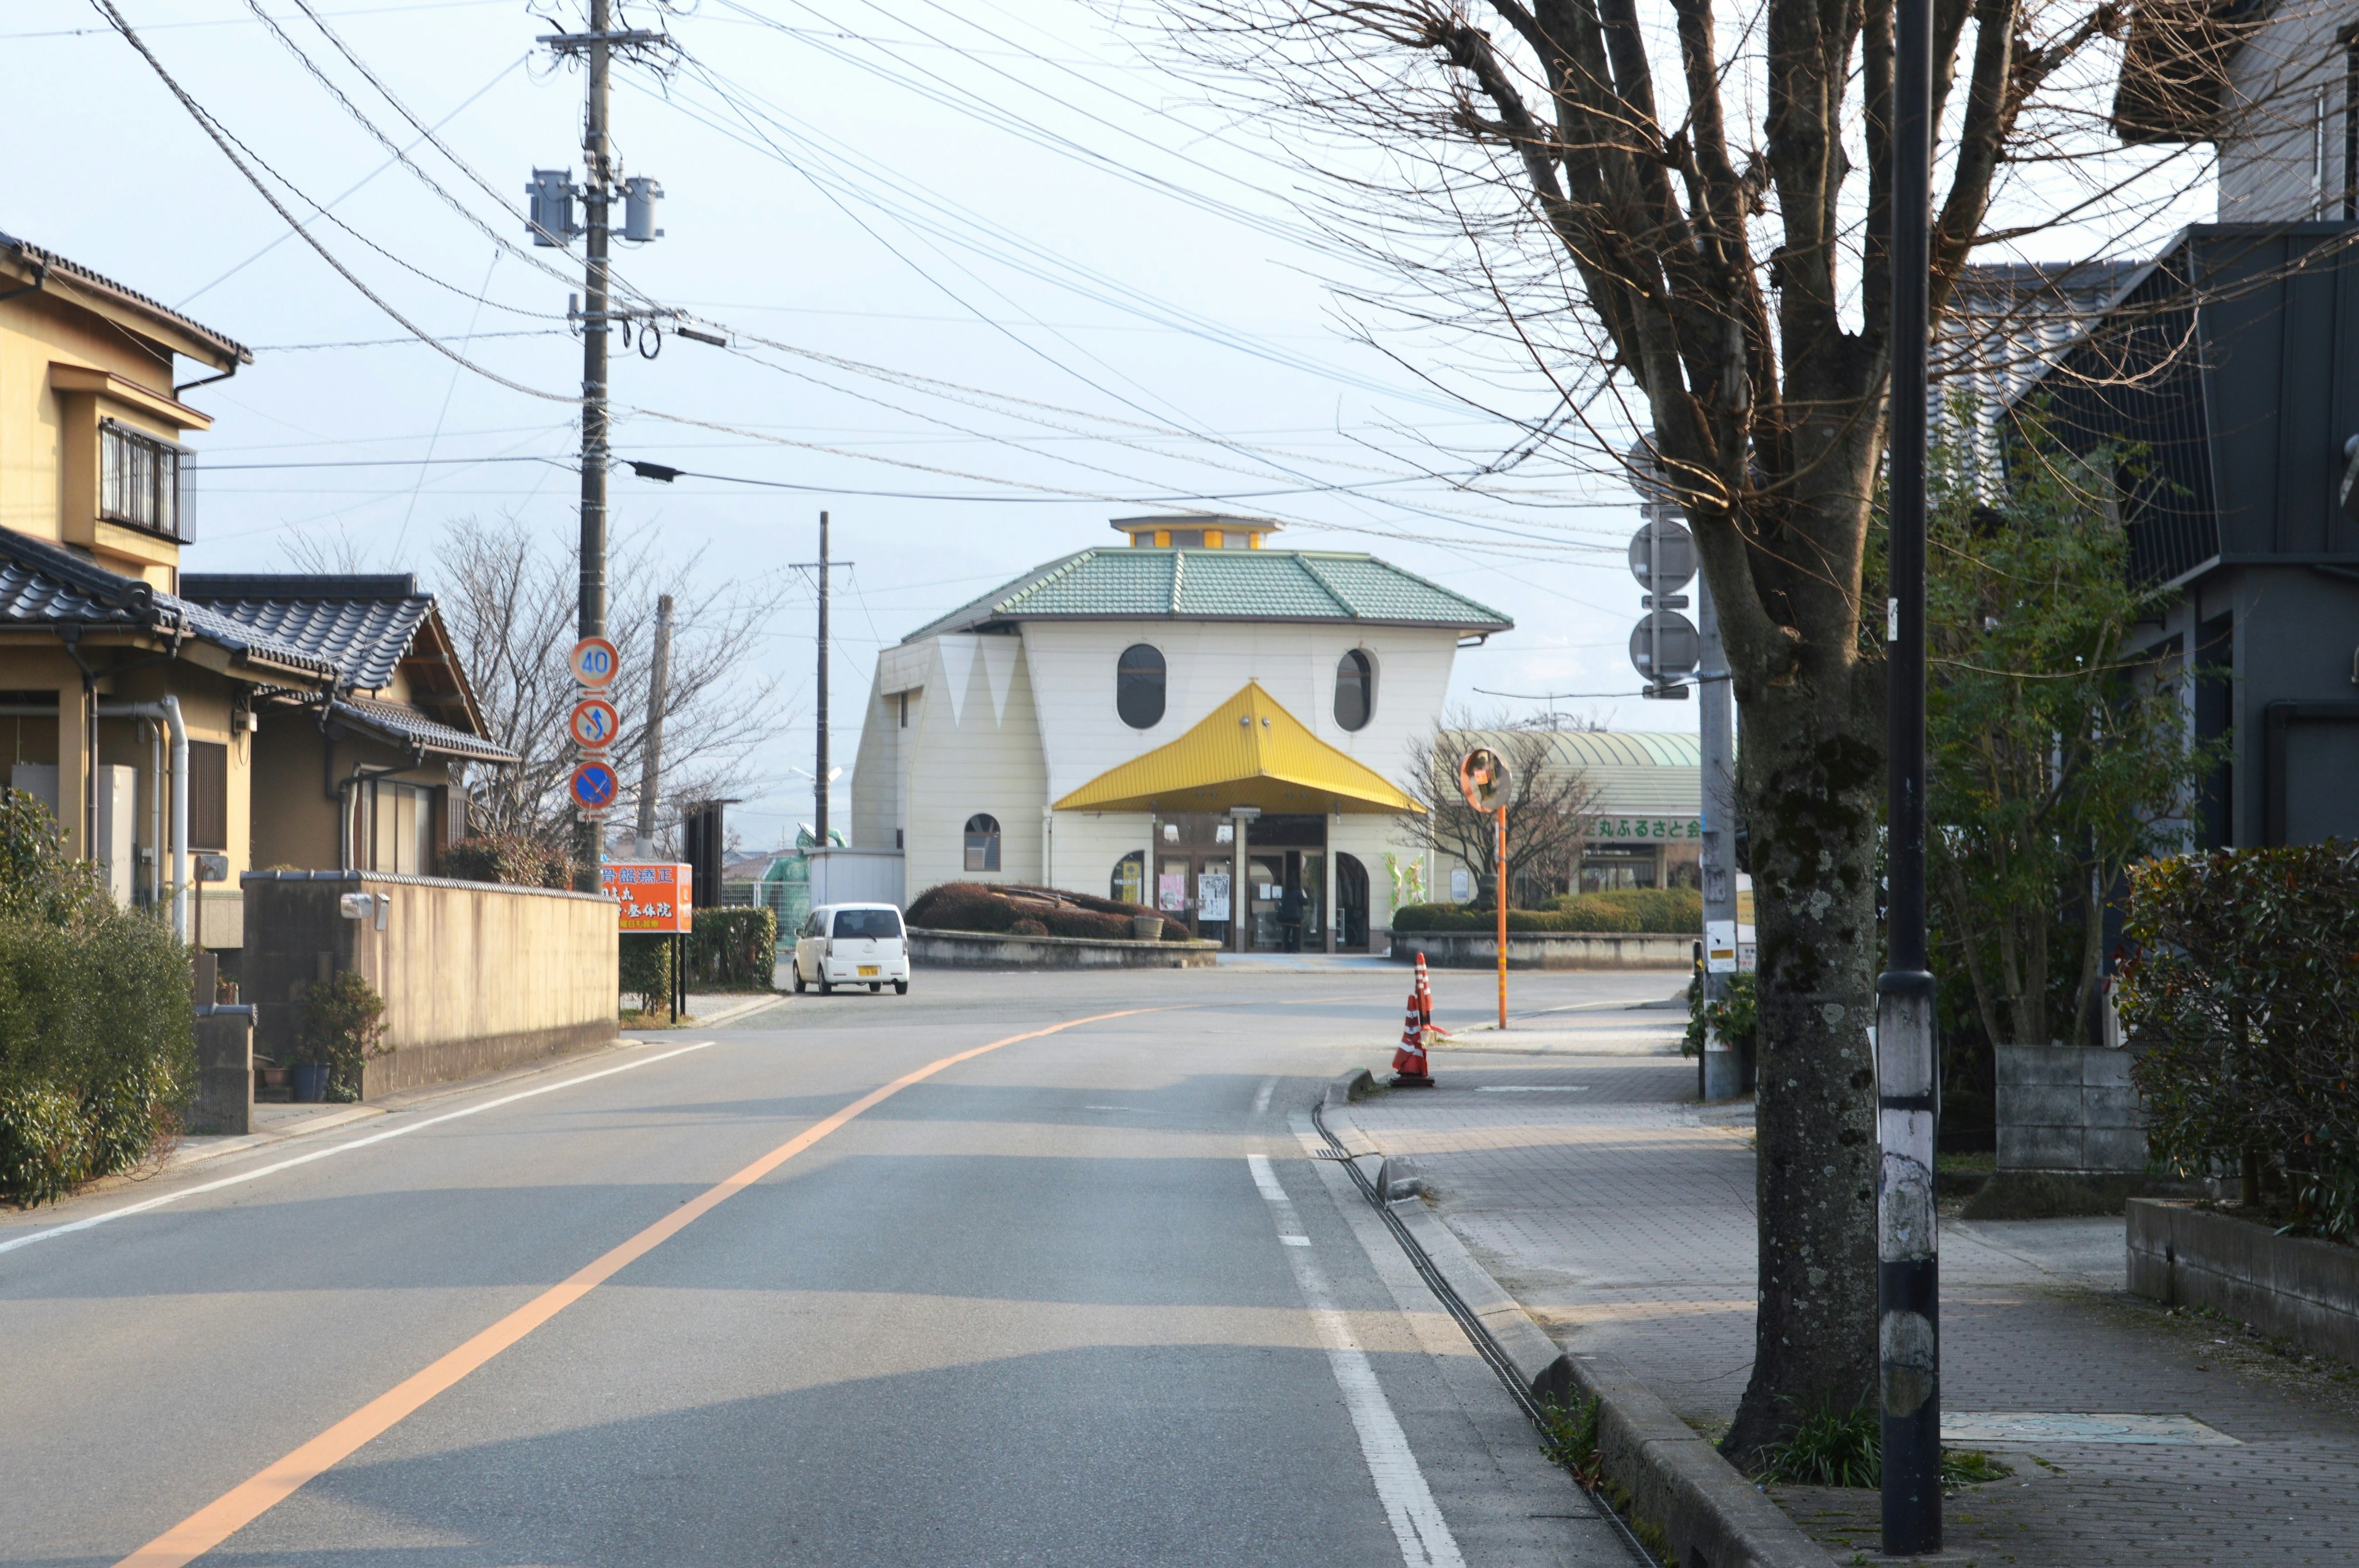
[1756,1407,2015,1490]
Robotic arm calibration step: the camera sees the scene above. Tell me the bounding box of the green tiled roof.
[907,548,1512,641]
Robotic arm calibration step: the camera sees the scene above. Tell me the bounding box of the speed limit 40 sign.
[569,636,619,690]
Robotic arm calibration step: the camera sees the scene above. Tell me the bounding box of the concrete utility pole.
[1880,0,1941,1548]
[815,511,830,846]
[578,0,611,647]
[1697,573,1742,1101]
[635,593,671,858]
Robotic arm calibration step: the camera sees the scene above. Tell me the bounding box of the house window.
[964,813,1001,872]
[99,419,189,540]
[370,781,436,875]
[1334,649,1374,731]
[1116,643,1165,728]
[189,741,228,851]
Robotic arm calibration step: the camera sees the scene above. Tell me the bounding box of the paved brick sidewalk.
[1348,1052,2359,1566]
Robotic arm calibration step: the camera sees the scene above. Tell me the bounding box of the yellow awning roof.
[1053,681,1422,816]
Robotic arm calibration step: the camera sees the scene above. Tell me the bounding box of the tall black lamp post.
[1879,0,1941,1551]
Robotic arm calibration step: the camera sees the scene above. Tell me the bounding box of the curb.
[1328,1089,1826,1568]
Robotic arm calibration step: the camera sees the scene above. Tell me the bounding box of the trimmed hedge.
[688,906,777,989]
[1391,886,1702,934]
[0,792,194,1206]
[440,834,577,889]
[2121,844,2359,1234]
[907,881,1189,940]
[620,932,673,1015]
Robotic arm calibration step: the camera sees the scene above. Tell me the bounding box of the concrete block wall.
[1996,1043,2149,1173]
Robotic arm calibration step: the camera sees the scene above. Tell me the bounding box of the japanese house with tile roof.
[852,515,1512,951]
[0,232,515,954]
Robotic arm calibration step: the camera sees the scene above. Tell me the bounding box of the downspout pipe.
[96,697,187,942]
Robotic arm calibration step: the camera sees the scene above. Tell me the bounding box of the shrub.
[1009,917,1048,937]
[1391,887,1702,934]
[441,834,576,889]
[1685,971,1758,1056]
[619,932,673,1015]
[0,792,193,1204]
[908,881,1189,940]
[298,970,389,1102]
[2119,844,2359,1231]
[687,906,777,989]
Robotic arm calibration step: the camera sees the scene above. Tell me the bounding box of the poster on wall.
[1197,872,1231,922]
[1157,873,1187,913]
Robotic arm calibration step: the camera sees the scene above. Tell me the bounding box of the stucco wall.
[242,870,617,1096]
[892,633,1049,897]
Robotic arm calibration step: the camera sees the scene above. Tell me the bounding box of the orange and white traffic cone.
[1391,959,1435,1087]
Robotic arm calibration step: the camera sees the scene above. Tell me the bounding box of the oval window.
[1334,648,1374,731]
[1116,643,1166,728]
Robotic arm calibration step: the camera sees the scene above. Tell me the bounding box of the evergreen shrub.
[687,906,777,989]
[907,881,1189,940]
[0,792,192,1205]
[619,933,673,1015]
[440,835,576,889]
[2119,844,2359,1235]
[297,969,388,1102]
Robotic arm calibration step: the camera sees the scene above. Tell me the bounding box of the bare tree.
[1404,718,1603,902]
[429,516,781,849]
[1145,0,2205,1452]
[289,515,781,851]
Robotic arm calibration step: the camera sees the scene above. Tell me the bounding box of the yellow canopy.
[1054,681,1422,816]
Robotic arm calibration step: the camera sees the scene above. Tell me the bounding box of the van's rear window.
[834,908,902,940]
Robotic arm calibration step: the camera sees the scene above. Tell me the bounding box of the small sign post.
[1457,746,1513,1030]
[569,759,620,816]
[601,861,694,1021]
[568,696,620,751]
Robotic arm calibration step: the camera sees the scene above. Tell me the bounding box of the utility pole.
[635,593,672,858]
[532,2,668,883]
[1879,0,1940,1548]
[815,511,830,846]
[792,513,853,848]
[1697,573,1742,1101]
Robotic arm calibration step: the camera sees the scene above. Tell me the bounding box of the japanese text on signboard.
[600,862,694,933]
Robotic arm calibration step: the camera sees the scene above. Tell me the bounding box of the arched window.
[1111,851,1145,905]
[1116,643,1166,728]
[964,813,1001,873]
[1334,648,1375,731]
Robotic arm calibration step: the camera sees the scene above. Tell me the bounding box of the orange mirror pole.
[1495,806,1508,1029]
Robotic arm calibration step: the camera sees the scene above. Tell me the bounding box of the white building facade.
[850,517,1511,951]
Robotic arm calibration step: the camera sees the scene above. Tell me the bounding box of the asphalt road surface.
[1,962,1677,1567]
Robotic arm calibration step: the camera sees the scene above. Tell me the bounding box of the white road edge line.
[0,1040,721,1258]
[1246,1151,1466,1568]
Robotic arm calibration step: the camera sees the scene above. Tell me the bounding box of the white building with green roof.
[851,516,1511,951]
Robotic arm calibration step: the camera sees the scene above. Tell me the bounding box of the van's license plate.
[858,965,880,977]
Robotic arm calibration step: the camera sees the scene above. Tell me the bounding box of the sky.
[0,0,2203,848]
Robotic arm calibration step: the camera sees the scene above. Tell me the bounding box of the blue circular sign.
[569,759,619,810]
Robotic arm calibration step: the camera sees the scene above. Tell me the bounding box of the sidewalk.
[1346,1050,2359,1566]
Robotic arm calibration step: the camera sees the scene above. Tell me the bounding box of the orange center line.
[115,1007,1160,1568]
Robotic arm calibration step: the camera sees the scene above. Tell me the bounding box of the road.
[0,962,1676,1567]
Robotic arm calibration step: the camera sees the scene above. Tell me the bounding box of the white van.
[792,903,910,996]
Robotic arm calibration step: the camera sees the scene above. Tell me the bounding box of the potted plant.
[299,969,389,1104]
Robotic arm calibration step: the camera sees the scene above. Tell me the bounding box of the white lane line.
[0,1040,719,1258]
[1253,1075,1277,1114]
[1245,1152,1466,1568]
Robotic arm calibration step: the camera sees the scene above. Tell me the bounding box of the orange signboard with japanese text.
[601,862,694,933]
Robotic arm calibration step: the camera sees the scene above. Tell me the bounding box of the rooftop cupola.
[1111,514,1280,550]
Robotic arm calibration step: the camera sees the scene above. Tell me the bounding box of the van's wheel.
[792,970,807,994]
[817,978,832,996]
[893,980,909,996]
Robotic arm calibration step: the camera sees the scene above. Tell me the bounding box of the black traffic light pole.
[1879,0,1941,1550]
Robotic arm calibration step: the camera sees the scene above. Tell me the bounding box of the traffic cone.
[1391,965,1434,1088]
[1414,953,1435,1030]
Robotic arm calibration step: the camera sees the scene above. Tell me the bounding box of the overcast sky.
[2,0,2205,846]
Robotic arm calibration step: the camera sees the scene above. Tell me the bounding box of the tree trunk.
[1721,669,1883,1461]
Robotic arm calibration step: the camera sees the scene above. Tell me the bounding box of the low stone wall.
[2129,1198,2359,1364]
[909,926,1219,970]
[1386,929,1691,970]
[243,870,618,1099]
